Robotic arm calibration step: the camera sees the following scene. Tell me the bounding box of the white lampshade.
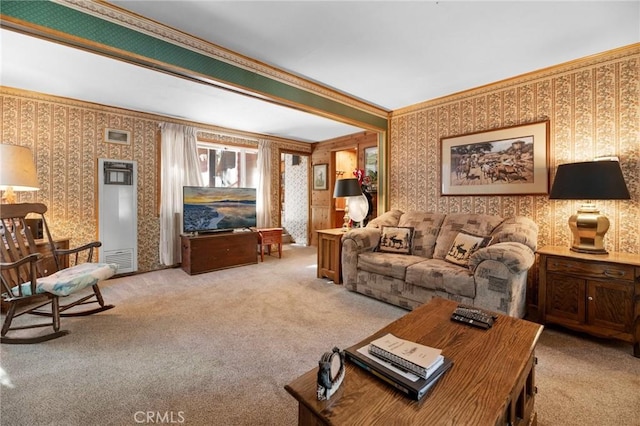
[0,144,39,203]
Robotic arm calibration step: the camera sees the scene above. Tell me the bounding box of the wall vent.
[98,159,138,274]
[104,249,134,271]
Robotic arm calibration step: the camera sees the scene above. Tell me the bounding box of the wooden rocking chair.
[1,203,117,344]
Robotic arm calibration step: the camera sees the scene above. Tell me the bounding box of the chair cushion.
[12,263,118,297]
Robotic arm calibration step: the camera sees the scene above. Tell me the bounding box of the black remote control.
[451,305,496,329]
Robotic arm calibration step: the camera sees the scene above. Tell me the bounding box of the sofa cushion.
[379,226,414,254]
[405,258,476,299]
[433,214,504,260]
[398,212,446,258]
[444,231,492,266]
[366,209,403,229]
[358,252,425,280]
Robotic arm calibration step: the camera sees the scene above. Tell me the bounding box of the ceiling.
[1,1,638,143]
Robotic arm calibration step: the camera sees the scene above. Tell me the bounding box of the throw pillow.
[444,231,492,266]
[379,226,415,255]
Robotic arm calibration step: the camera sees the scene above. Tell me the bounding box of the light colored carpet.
[1,244,638,425]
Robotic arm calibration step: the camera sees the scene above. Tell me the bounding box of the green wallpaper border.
[1,0,387,131]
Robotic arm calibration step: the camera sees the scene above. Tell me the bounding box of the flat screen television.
[183,186,257,234]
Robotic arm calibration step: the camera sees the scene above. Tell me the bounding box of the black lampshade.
[333,178,362,198]
[549,160,630,200]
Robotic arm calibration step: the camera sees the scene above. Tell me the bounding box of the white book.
[369,333,443,379]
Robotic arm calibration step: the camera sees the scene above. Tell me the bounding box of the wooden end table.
[34,237,70,275]
[256,228,283,262]
[285,298,543,425]
[316,228,345,284]
[537,245,640,357]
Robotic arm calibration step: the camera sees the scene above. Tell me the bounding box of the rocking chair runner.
[1,203,118,344]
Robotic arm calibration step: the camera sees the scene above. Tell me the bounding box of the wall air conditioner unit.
[98,159,138,274]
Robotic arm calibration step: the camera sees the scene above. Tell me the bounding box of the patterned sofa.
[341,210,538,317]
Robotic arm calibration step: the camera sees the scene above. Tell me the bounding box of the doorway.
[333,148,357,228]
[280,152,310,245]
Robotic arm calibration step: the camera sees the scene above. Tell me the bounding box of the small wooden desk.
[285,298,543,426]
[256,228,283,262]
[316,228,344,284]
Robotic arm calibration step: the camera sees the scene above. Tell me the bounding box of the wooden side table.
[537,245,640,357]
[317,228,345,284]
[256,228,283,262]
[35,237,70,276]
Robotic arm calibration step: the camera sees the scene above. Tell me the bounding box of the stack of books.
[345,333,452,400]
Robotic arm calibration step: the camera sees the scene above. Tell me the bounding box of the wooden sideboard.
[537,246,640,357]
[181,231,258,275]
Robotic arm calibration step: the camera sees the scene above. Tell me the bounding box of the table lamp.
[333,178,362,231]
[549,158,630,254]
[0,144,39,203]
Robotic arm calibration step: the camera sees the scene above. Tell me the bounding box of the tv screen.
[183,186,257,233]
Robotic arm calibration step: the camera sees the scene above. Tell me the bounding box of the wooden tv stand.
[181,231,258,275]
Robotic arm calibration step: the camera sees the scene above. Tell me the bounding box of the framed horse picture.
[440,121,549,196]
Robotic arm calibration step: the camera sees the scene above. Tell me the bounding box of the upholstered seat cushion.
[357,252,425,280]
[405,258,475,299]
[12,263,118,297]
[397,212,446,258]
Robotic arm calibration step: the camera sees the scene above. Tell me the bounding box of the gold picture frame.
[440,120,549,196]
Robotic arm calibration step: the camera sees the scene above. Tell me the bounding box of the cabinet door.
[587,280,633,332]
[35,239,69,276]
[546,272,586,325]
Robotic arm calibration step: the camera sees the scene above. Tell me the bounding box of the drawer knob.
[588,296,593,301]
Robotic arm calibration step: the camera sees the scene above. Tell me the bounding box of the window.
[197,143,258,188]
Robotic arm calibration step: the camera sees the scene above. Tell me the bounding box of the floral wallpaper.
[389,45,639,254]
[0,87,311,272]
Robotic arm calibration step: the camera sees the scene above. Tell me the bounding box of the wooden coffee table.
[285,298,543,425]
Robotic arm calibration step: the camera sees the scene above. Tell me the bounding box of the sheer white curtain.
[256,139,272,228]
[159,123,203,265]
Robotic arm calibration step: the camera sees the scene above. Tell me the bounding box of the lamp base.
[341,206,351,232]
[568,204,610,255]
[1,186,16,204]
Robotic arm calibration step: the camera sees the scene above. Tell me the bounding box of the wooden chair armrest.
[54,241,102,265]
[1,253,41,298]
[54,241,102,257]
[0,253,42,270]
